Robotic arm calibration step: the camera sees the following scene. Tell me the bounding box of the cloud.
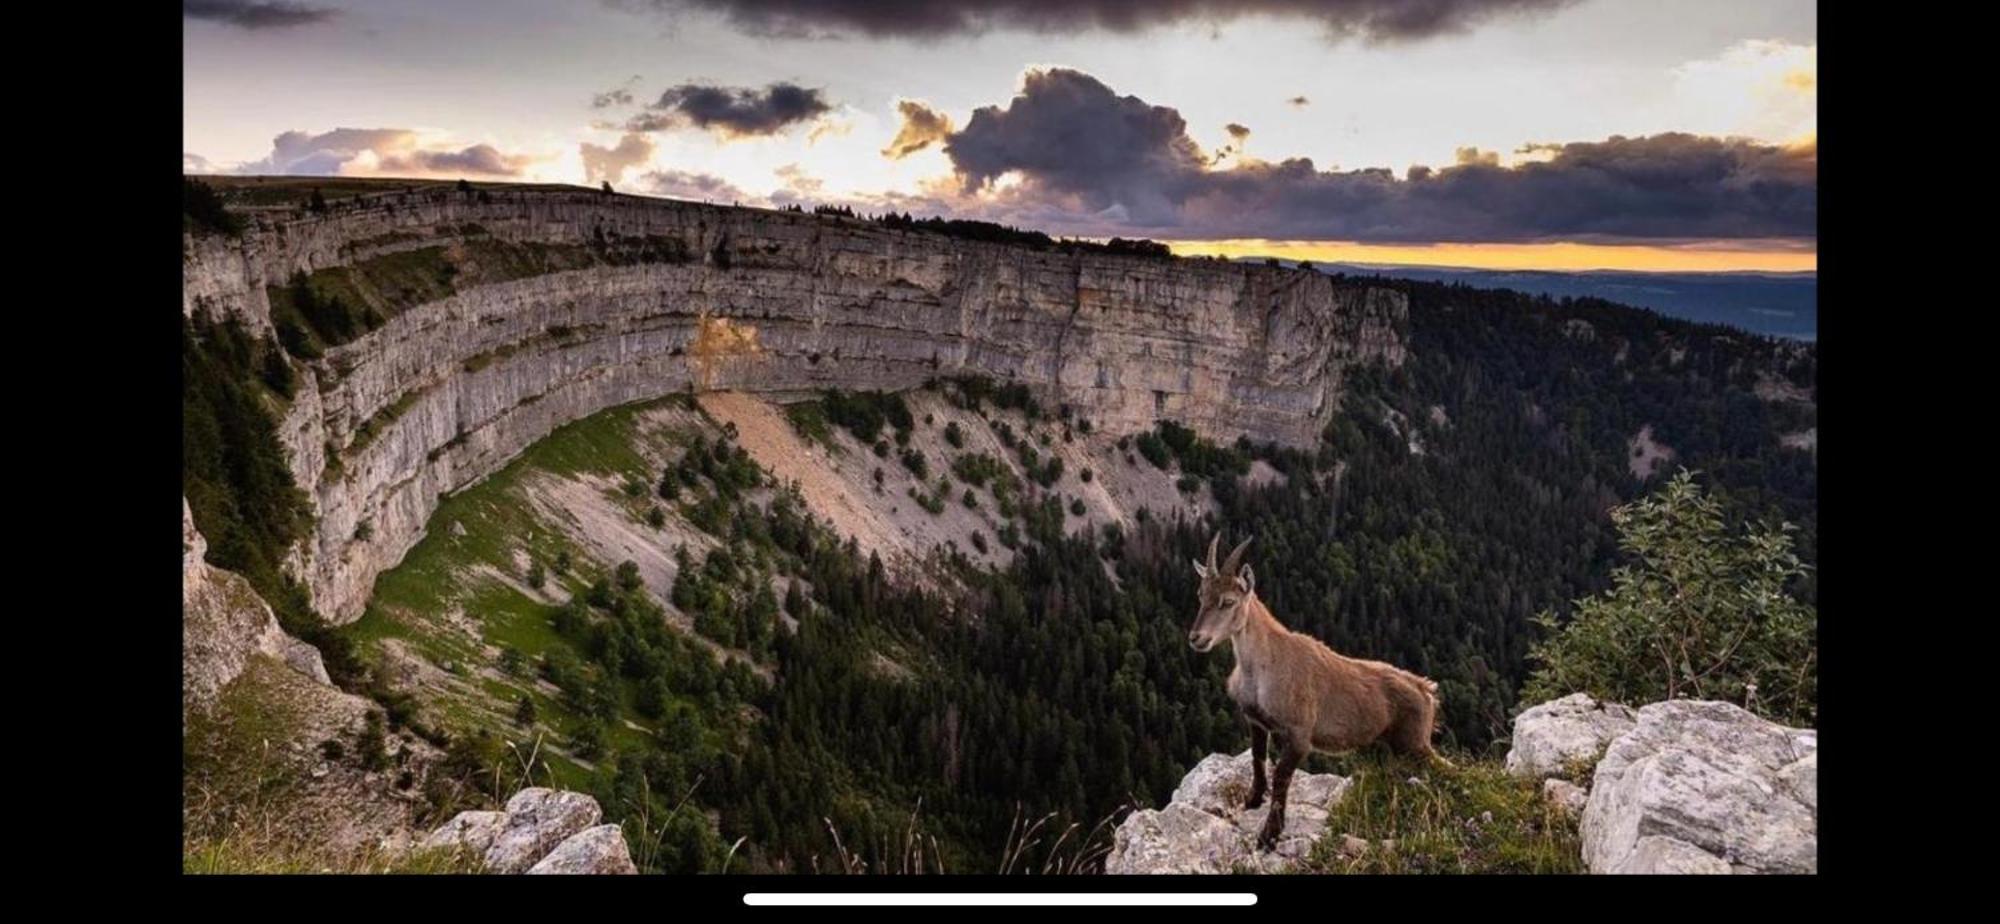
[235,128,540,178]
[1670,40,1816,144]
[183,1,338,29]
[767,163,826,205]
[580,132,657,185]
[1225,123,1251,142]
[375,144,535,176]
[1453,146,1498,166]
[1287,95,1311,106]
[640,169,752,202]
[924,68,1815,243]
[633,81,833,138]
[592,76,643,109]
[635,1,1578,43]
[882,100,955,159]
[183,152,214,173]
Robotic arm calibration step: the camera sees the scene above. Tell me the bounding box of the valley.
[183,180,1817,874]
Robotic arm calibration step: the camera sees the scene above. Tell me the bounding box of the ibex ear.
[1236,564,1255,594]
[1192,559,1210,579]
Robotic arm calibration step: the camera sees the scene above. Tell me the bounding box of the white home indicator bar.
[743,893,1257,906]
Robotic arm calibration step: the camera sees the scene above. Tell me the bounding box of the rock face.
[1105,751,1351,873]
[1581,700,1816,875]
[424,787,635,874]
[1505,692,1638,780]
[528,825,640,875]
[183,190,1406,621]
[182,498,329,716]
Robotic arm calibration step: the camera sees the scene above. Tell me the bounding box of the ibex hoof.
[1255,817,1282,851]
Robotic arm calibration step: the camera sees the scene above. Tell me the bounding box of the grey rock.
[1581,700,1816,875]
[422,810,508,860]
[481,788,603,873]
[182,498,335,714]
[1106,750,1350,874]
[1542,779,1589,816]
[1505,693,1638,780]
[528,825,638,875]
[1609,835,1733,875]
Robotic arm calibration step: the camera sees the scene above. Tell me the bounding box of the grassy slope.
[343,398,699,790]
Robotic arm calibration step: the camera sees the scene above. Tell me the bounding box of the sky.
[183,0,1817,271]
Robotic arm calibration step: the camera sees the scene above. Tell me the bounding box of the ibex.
[1189,534,1448,850]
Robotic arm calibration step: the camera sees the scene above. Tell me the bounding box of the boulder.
[1505,693,1637,780]
[1105,751,1351,874]
[528,825,639,875]
[1581,700,1816,874]
[422,789,640,873]
[421,810,507,859]
[482,789,604,873]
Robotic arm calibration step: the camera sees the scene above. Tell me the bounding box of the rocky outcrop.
[184,189,1406,622]
[182,498,329,716]
[423,788,636,874]
[528,825,639,875]
[1505,692,1637,780]
[1504,694,1817,875]
[1105,751,1351,873]
[1581,700,1816,875]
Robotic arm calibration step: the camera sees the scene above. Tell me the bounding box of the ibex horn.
[1206,534,1220,572]
[1223,536,1253,576]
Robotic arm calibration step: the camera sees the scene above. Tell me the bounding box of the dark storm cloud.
[1225,123,1251,141]
[946,69,1207,225]
[634,0,1577,42]
[637,81,833,137]
[882,100,955,159]
[934,69,1816,242]
[183,0,338,29]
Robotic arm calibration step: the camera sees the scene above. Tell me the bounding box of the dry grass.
[804,802,1127,875]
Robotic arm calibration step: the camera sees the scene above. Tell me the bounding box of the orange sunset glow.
[1165,240,1818,274]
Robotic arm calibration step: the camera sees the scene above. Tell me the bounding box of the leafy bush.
[1522,470,1816,726]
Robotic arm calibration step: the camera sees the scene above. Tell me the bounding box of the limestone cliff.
[183,187,1406,622]
[183,497,328,715]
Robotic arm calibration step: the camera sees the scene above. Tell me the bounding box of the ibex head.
[1188,533,1255,652]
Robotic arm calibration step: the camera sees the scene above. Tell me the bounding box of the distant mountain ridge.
[1247,260,1818,341]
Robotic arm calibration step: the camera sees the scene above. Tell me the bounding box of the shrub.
[1522,470,1816,727]
[357,712,388,771]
